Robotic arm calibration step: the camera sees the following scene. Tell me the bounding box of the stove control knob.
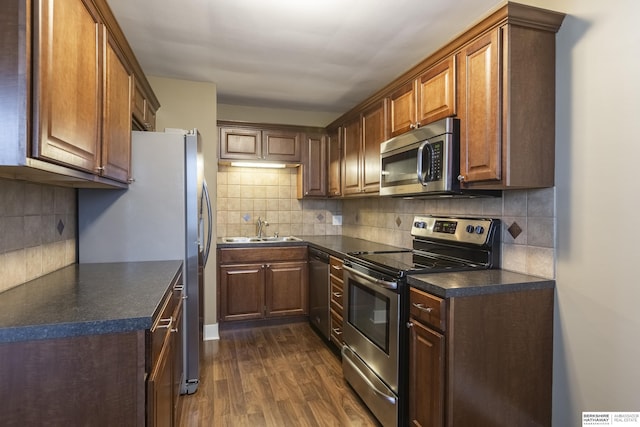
[475,225,485,234]
[414,221,426,229]
[466,225,475,233]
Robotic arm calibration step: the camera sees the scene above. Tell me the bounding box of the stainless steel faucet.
[256,217,269,238]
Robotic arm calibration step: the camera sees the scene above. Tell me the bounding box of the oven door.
[342,263,399,392]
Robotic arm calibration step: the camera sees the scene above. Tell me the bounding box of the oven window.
[381,148,418,187]
[348,280,390,353]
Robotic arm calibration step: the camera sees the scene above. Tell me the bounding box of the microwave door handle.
[417,140,434,185]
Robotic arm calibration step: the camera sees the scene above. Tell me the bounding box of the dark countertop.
[407,269,555,298]
[0,260,183,343]
[216,235,409,259]
[299,235,409,258]
[217,235,554,298]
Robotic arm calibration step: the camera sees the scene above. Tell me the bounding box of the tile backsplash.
[341,188,556,278]
[216,166,342,238]
[0,178,76,293]
[216,167,555,279]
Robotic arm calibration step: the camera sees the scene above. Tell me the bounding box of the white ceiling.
[107,0,502,114]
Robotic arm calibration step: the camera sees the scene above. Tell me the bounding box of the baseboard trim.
[203,323,219,341]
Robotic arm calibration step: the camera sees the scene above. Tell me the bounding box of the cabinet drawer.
[410,287,446,331]
[330,308,344,347]
[218,246,307,264]
[329,256,343,277]
[330,276,344,312]
[149,280,183,370]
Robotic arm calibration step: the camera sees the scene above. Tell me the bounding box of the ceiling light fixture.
[230,161,287,169]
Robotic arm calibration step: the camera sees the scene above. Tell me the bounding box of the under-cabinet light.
[230,162,287,169]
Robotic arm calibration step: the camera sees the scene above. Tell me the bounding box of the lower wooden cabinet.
[218,246,308,323]
[408,286,554,427]
[328,256,344,347]
[148,281,184,427]
[408,315,445,427]
[0,267,183,427]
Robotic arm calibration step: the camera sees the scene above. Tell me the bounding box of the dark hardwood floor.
[179,321,380,426]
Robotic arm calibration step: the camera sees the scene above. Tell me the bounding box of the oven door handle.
[342,346,397,405]
[343,264,398,290]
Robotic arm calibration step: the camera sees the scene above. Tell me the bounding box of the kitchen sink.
[221,236,302,243]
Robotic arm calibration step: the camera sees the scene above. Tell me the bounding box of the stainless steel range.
[341,215,501,427]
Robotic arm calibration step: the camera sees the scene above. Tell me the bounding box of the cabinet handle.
[412,303,433,313]
[174,284,184,292]
[157,316,173,329]
[457,174,466,182]
[332,292,343,298]
[332,328,343,335]
[127,178,136,183]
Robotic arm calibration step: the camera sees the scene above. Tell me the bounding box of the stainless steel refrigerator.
[78,129,212,395]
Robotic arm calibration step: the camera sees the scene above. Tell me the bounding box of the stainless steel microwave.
[380,117,460,197]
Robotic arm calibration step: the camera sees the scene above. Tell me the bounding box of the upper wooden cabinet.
[102,30,133,183]
[388,56,457,138]
[329,2,564,191]
[327,127,342,197]
[457,17,562,189]
[298,132,328,198]
[219,123,302,163]
[132,77,157,132]
[32,0,104,176]
[0,0,160,188]
[342,100,386,196]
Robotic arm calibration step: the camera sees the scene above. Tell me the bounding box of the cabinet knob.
[96,166,105,172]
[409,123,416,129]
[406,322,414,329]
[457,174,466,182]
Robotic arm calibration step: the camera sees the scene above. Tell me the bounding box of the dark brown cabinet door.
[219,127,262,160]
[171,298,184,426]
[301,133,327,197]
[34,0,101,173]
[101,30,132,183]
[262,129,301,162]
[147,335,174,427]
[457,28,501,185]
[418,55,457,127]
[409,319,445,427]
[327,128,342,197]
[265,261,308,317]
[361,100,386,193]
[219,264,264,321]
[388,80,417,138]
[342,116,362,196]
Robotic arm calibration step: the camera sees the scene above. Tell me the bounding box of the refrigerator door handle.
[201,179,213,267]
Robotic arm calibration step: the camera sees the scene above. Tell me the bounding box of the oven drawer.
[410,287,446,331]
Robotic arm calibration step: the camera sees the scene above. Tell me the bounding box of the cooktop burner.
[347,251,477,276]
[346,215,501,277]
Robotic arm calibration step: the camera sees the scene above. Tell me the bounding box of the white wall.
[522,0,640,425]
[218,103,339,127]
[146,76,219,337]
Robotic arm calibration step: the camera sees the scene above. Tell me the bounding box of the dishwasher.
[308,248,330,340]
